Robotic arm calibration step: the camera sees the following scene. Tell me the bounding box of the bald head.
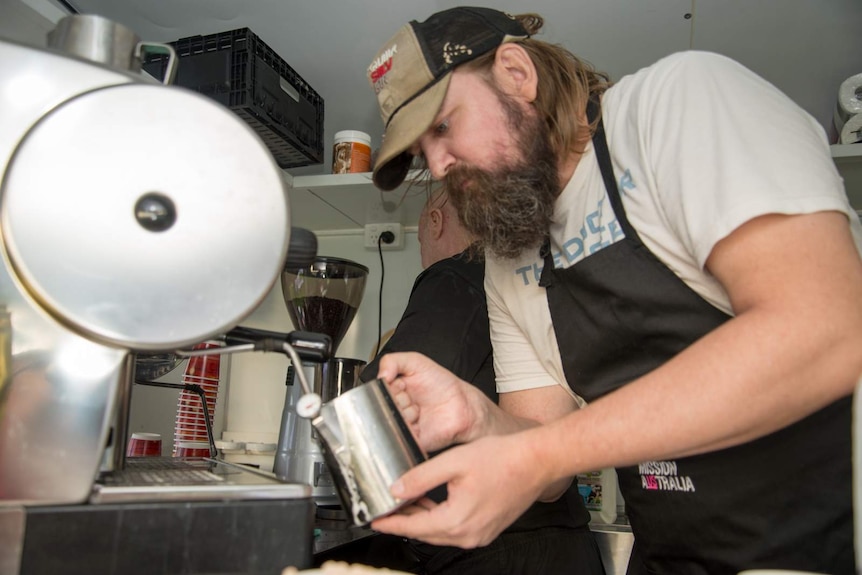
[418,189,475,269]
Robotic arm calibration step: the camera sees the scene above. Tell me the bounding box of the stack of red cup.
[172,341,220,456]
[127,432,162,457]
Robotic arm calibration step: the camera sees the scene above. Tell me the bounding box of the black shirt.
[361,249,494,400]
[360,249,590,533]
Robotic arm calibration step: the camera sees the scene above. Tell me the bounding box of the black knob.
[134,192,177,232]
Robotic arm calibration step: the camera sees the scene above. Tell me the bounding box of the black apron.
[538,104,854,574]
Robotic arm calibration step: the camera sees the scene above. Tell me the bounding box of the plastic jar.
[332,130,372,174]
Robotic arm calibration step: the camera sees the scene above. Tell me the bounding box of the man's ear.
[429,208,444,240]
[492,43,538,103]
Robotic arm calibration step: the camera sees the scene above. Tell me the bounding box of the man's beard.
[444,95,559,260]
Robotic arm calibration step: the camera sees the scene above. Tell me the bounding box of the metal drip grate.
[100,457,223,487]
[91,458,312,504]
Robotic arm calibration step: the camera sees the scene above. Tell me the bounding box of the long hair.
[463,14,613,161]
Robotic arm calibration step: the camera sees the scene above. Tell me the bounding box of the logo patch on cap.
[442,42,472,65]
[368,44,398,94]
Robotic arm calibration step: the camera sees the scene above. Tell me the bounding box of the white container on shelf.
[332,130,371,174]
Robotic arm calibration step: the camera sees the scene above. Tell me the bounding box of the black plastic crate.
[145,28,324,168]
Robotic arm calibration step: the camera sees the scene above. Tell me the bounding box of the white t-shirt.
[486,51,862,403]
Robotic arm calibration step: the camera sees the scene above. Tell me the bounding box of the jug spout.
[315,417,375,526]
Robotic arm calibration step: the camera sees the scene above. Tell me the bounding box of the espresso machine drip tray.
[92,458,310,504]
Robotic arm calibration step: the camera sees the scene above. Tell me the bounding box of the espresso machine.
[0,15,319,575]
[275,257,369,510]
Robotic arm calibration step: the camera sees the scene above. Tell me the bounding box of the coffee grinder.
[274,257,369,508]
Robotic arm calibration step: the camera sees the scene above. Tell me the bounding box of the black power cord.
[375,231,396,357]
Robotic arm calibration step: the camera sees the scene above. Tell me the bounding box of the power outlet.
[364,223,404,250]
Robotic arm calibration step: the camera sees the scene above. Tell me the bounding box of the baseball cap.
[366,7,530,191]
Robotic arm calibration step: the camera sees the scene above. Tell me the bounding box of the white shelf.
[831,144,862,159]
[832,144,862,210]
[285,147,862,232]
[285,171,430,232]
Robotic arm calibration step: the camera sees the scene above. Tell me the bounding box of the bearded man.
[365,7,862,575]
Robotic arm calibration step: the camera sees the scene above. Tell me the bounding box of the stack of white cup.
[835,73,862,145]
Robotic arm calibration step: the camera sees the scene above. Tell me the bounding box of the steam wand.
[171,328,333,445]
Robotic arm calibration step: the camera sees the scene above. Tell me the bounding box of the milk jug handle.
[136,42,177,85]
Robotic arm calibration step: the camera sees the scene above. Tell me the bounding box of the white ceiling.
[16,0,862,176]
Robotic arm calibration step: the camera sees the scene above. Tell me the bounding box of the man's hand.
[377,351,490,452]
[371,431,550,548]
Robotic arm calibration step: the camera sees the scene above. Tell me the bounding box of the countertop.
[314,516,375,556]
[313,515,634,574]
[222,460,635,572]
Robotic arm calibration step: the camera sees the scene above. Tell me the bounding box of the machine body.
[0,25,312,573]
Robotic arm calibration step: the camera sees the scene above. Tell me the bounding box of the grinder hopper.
[282,256,369,356]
